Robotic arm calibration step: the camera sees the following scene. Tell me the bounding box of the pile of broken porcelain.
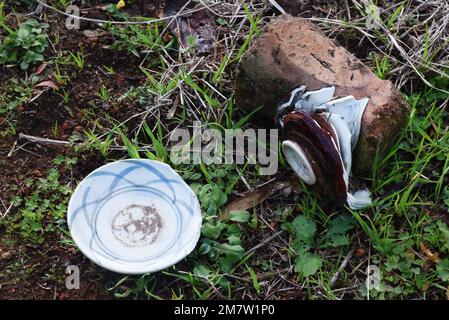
[277,86,372,210]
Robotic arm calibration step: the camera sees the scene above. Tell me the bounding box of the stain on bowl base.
[111,204,163,248]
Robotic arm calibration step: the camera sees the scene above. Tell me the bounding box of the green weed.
[0,19,48,70]
[4,160,75,243]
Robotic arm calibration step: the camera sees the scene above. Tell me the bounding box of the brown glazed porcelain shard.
[311,113,340,152]
[283,112,347,205]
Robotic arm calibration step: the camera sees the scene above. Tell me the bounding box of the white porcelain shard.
[322,96,369,149]
[326,113,352,184]
[276,86,306,127]
[278,86,372,209]
[294,86,336,115]
[347,189,372,210]
[291,87,369,146]
[326,113,371,209]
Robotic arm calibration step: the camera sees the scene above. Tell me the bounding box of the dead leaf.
[420,241,440,263]
[1,251,11,259]
[220,181,292,220]
[34,80,58,90]
[34,62,48,76]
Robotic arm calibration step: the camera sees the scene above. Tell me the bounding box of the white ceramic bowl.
[67,159,202,274]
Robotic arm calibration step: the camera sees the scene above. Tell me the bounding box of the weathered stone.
[235,15,409,176]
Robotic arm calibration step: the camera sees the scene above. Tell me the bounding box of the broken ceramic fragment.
[279,86,371,209]
[235,16,409,175]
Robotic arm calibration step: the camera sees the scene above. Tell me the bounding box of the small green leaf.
[320,214,354,248]
[291,215,316,242]
[294,253,322,277]
[19,60,29,70]
[436,259,449,282]
[322,234,349,248]
[292,239,312,255]
[193,264,212,277]
[226,224,242,237]
[201,223,223,240]
[227,235,241,245]
[198,243,211,255]
[229,210,250,223]
[218,243,244,260]
[245,264,261,294]
[211,187,227,206]
[53,155,65,165]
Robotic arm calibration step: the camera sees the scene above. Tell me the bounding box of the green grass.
[1,0,449,300]
[348,83,449,298]
[68,50,85,71]
[98,84,110,102]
